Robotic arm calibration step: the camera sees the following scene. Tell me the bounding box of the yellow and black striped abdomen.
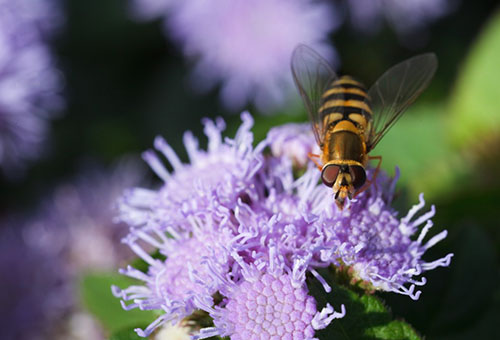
[319,76,372,138]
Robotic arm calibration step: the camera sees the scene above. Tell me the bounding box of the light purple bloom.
[1,159,143,339]
[347,0,456,36]
[25,159,144,273]
[114,116,452,337]
[0,0,63,175]
[193,250,345,340]
[312,169,454,299]
[267,122,320,167]
[117,112,267,232]
[132,0,339,111]
[0,224,70,340]
[114,220,234,336]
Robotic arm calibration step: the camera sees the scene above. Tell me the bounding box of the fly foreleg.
[307,152,323,170]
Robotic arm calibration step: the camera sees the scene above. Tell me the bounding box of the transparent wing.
[366,53,438,151]
[291,44,337,146]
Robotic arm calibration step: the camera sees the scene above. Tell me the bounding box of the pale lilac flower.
[2,160,143,339]
[117,112,267,232]
[113,218,235,337]
[193,250,345,340]
[264,120,454,298]
[267,122,320,167]
[25,159,144,273]
[133,0,339,111]
[347,0,457,36]
[311,169,454,300]
[0,225,70,340]
[57,312,105,340]
[264,124,453,300]
[0,0,63,175]
[114,116,452,337]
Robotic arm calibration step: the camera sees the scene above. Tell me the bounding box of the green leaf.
[129,249,166,273]
[448,9,500,148]
[308,268,421,340]
[108,327,145,340]
[373,103,469,200]
[79,271,157,334]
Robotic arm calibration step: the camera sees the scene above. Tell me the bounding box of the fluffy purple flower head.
[265,124,453,299]
[267,122,320,167]
[134,0,338,111]
[0,224,70,340]
[113,217,235,337]
[118,112,266,232]
[312,169,454,299]
[8,160,144,339]
[114,116,452,337]
[193,249,345,340]
[24,159,144,274]
[0,0,63,175]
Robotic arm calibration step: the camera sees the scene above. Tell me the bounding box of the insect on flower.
[291,44,437,209]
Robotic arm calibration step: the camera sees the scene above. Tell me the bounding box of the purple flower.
[25,159,144,273]
[132,0,339,111]
[312,169,454,299]
[0,225,70,340]
[0,0,63,175]
[267,122,320,168]
[114,221,234,336]
[117,112,266,232]
[1,159,144,339]
[114,116,452,337]
[347,0,456,36]
[193,250,345,340]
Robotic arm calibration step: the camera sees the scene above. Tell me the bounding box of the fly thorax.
[326,130,364,164]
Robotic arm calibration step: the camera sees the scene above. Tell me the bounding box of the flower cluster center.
[221,273,316,340]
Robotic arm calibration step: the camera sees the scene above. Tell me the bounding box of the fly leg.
[368,155,382,189]
[354,155,382,197]
[307,152,322,170]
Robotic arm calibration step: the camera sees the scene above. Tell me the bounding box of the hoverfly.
[291,45,437,209]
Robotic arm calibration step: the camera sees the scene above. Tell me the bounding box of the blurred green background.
[2,0,500,339]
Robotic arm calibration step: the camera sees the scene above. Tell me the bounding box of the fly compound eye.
[321,164,340,187]
[349,165,366,189]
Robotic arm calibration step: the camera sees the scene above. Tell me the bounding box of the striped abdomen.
[319,76,372,165]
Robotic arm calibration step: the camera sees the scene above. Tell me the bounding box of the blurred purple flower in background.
[0,0,63,176]
[114,115,452,338]
[347,0,457,37]
[0,225,69,340]
[131,0,339,111]
[0,159,144,339]
[129,0,459,111]
[26,159,144,274]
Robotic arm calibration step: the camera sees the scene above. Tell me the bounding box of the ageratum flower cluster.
[0,160,144,340]
[0,0,63,175]
[130,0,338,111]
[113,114,453,339]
